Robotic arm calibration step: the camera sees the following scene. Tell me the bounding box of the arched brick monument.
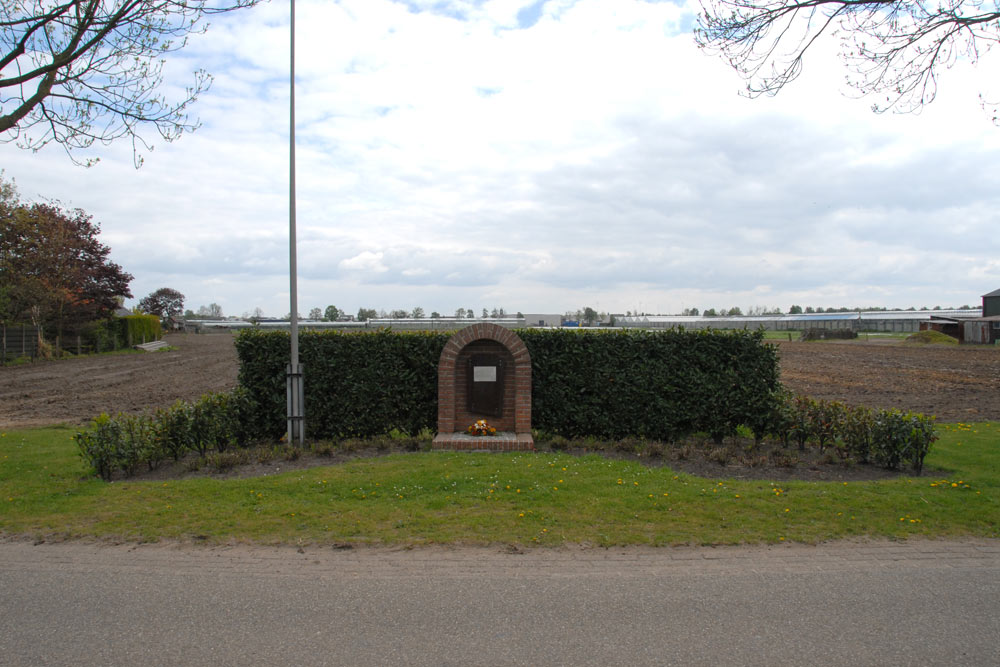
[432,323,534,451]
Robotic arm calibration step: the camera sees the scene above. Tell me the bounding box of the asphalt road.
[1,539,998,666]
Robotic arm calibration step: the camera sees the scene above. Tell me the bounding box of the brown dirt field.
[774,339,1000,422]
[1,333,998,431]
[0,332,239,429]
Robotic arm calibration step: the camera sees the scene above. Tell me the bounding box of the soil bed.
[121,437,917,485]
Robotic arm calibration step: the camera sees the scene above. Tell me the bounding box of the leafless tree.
[2,0,263,166]
[695,0,1000,119]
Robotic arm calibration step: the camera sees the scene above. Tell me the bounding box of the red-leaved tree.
[0,178,132,350]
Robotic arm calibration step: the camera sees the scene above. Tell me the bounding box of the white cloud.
[3,0,998,317]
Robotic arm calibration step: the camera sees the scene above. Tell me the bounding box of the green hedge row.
[766,395,936,473]
[235,329,443,440]
[76,390,255,480]
[233,327,781,441]
[518,328,780,440]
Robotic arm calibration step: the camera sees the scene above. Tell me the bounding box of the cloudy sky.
[5,0,1000,318]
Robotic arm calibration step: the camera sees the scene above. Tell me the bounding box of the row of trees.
[207,306,534,322]
[173,299,983,326]
[304,306,527,322]
[0,176,132,352]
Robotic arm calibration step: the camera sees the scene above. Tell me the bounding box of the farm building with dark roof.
[983,288,1000,318]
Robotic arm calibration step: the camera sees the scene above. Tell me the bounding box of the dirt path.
[1,333,998,430]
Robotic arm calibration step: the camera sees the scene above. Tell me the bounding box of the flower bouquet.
[467,419,498,436]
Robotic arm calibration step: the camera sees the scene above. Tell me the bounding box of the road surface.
[1,539,998,665]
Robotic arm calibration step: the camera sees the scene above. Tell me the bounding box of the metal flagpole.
[287,0,304,444]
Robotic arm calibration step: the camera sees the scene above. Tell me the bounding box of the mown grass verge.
[1,423,996,546]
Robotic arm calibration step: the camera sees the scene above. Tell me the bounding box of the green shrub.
[85,318,126,352]
[904,330,959,345]
[905,413,938,474]
[871,409,938,473]
[75,414,119,481]
[77,387,253,480]
[787,395,814,451]
[765,388,797,448]
[75,412,157,480]
[807,399,847,450]
[154,401,195,461]
[842,405,875,463]
[191,392,239,454]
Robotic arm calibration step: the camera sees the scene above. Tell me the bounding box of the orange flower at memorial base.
[467,419,498,436]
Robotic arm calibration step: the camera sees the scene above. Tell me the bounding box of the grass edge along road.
[1,423,997,547]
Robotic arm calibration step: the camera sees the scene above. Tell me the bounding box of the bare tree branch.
[1,0,265,166]
[696,0,1000,119]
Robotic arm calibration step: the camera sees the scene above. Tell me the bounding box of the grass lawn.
[1,422,996,546]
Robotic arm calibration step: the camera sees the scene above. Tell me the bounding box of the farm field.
[0,332,998,429]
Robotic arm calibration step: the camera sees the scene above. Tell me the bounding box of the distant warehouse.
[618,309,981,335]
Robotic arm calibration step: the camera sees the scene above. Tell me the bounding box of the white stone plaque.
[473,366,497,382]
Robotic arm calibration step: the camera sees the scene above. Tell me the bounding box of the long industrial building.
[616,309,981,333]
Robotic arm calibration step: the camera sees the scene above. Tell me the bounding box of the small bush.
[871,410,937,473]
[75,412,157,480]
[707,447,731,465]
[842,405,875,463]
[905,330,959,345]
[75,414,119,481]
[154,401,195,461]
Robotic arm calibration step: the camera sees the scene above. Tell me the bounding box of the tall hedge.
[121,314,161,345]
[518,328,780,440]
[235,329,445,439]
[235,327,781,441]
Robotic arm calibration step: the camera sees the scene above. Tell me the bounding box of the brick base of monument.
[432,432,535,451]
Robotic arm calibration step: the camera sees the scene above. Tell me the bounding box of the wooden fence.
[1,324,39,362]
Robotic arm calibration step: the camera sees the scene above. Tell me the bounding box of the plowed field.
[1,333,997,429]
